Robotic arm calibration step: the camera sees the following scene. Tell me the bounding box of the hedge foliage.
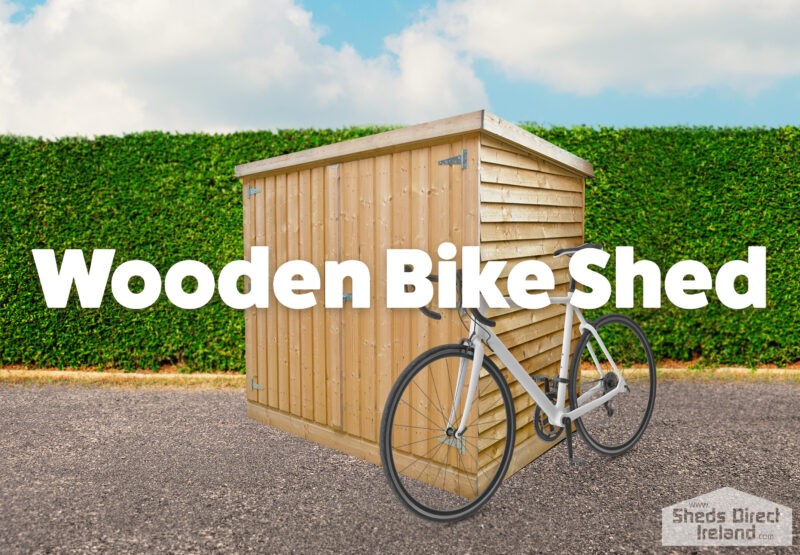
[0,128,383,371]
[527,125,800,366]
[1,125,797,371]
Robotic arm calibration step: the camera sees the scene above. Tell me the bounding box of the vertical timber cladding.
[243,134,479,462]
[237,110,594,489]
[339,137,477,442]
[479,133,586,475]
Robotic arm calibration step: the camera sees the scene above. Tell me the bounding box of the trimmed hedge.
[527,125,800,366]
[0,126,797,371]
[0,129,383,371]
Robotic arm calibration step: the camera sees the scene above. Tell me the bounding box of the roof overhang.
[235,110,594,179]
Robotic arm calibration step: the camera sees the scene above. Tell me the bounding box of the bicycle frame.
[447,292,629,437]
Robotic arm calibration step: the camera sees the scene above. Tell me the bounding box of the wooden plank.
[493,328,566,371]
[340,160,361,436]
[324,164,342,429]
[480,222,583,242]
[449,136,469,337]
[264,176,279,409]
[494,271,571,298]
[463,134,480,247]
[480,359,561,416]
[235,111,484,178]
[298,169,314,421]
[275,173,290,413]
[498,313,565,350]
[286,171,301,417]
[481,348,563,400]
[236,111,593,180]
[243,180,257,404]
[482,112,593,177]
[506,428,564,479]
[479,139,582,177]
[247,402,380,466]
[481,163,584,193]
[254,177,268,406]
[310,167,327,425]
[486,270,571,317]
[428,142,452,459]
[358,157,377,442]
[374,154,393,438]
[480,183,583,208]
[491,253,572,279]
[409,146,429,457]
[493,303,563,335]
[480,203,582,224]
[390,150,412,452]
[480,237,582,261]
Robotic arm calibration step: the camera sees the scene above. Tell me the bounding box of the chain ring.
[534,403,563,442]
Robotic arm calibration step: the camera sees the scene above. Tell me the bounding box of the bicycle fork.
[439,340,485,455]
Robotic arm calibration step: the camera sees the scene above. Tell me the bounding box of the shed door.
[246,165,343,430]
[337,140,474,443]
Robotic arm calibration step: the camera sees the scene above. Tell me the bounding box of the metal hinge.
[249,378,264,391]
[438,148,467,169]
[247,188,262,198]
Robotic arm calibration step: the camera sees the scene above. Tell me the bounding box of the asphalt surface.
[0,381,797,554]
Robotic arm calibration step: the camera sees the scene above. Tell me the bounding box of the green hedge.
[526,125,800,366]
[1,126,797,371]
[0,129,383,371]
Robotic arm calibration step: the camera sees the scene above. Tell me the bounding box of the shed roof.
[235,110,594,179]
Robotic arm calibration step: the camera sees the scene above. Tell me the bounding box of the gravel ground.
[0,381,797,554]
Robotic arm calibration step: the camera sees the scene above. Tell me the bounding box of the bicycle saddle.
[553,242,604,258]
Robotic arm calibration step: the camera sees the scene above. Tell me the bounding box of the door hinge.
[437,148,467,169]
[249,377,265,391]
[247,187,262,198]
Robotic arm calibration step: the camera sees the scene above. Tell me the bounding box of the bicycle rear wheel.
[379,344,515,522]
[568,314,656,455]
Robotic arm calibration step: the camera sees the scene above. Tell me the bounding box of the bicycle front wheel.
[379,344,515,522]
[568,314,656,456]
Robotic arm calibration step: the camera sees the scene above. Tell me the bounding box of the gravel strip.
[0,381,797,554]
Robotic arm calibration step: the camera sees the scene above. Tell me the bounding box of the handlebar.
[403,266,496,327]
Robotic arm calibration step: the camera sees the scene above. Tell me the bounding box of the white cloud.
[413,0,800,95]
[0,0,487,136]
[2,0,798,136]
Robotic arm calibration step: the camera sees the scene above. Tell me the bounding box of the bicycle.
[379,243,657,521]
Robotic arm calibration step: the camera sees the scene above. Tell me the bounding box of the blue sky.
[2,0,799,136]
[302,0,800,128]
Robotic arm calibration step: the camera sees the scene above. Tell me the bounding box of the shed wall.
[243,128,588,484]
[245,134,480,450]
[478,133,585,471]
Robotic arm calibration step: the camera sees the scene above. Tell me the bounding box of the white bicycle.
[379,243,657,521]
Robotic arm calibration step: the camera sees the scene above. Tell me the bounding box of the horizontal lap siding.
[477,136,584,463]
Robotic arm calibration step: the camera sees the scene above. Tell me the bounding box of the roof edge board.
[235,109,594,179]
[235,110,485,178]
[481,112,594,178]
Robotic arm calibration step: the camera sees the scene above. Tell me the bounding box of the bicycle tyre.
[379,344,515,522]
[568,314,656,456]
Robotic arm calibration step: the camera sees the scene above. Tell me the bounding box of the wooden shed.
[235,110,593,490]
